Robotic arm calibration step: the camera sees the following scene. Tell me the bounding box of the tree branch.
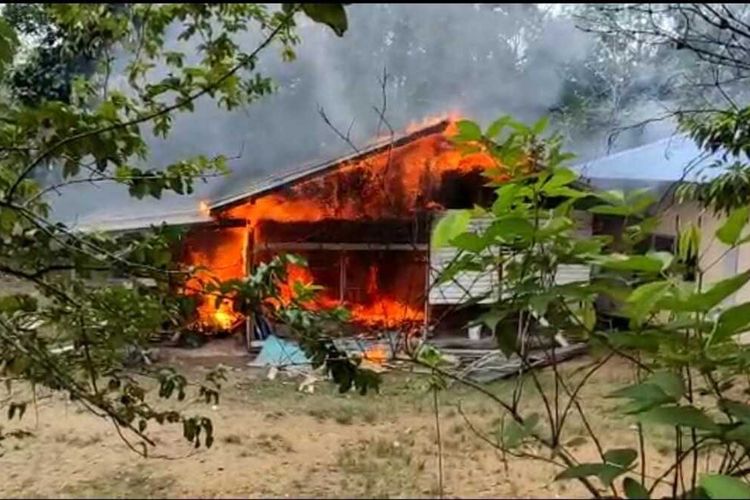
[6,7,299,201]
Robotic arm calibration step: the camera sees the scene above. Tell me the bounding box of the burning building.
[179,119,504,340]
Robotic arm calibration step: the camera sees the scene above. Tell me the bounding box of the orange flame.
[223,118,498,224]
[405,111,462,134]
[362,344,389,364]
[199,200,210,217]
[182,226,246,332]
[184,117,505,332]
[212,300,241,330]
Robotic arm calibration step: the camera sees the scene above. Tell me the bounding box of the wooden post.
[423,212,432,340]
[244,225,255,352]
[339,250,346,302]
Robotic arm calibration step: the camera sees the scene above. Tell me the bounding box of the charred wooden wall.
[255,216,431,245]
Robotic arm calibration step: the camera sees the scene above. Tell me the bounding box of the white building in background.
[573,134,750,305]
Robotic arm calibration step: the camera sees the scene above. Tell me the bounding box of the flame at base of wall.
[181,117,501,335]
[278,264,425,330]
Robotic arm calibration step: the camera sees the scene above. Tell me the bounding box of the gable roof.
[67,125,738,233]
[60,120,452,232]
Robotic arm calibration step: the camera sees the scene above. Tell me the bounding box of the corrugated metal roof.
[572,134,738,191]
[56,120,450,233]
[65,126,737,233]
[74,208,212,233]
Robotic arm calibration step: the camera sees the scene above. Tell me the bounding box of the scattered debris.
[424,331,587,385]
[298,374,319,394]
[458,343,588,383]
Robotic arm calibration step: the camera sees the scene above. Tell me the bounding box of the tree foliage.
[577,4,750,213]
[2,3,121,106]
[0,3,350,454]
[427,115,750,498]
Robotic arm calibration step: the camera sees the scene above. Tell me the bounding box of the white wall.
[655,201,750,305]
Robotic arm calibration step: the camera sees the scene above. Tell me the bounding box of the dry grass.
[0,355,680,498]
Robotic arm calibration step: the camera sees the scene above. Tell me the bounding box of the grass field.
[1,355,677,498]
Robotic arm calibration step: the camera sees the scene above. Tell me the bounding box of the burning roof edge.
[72,208,212,233]
[208,119,452,212]
[67,119,453,234]
[73,127,728,234]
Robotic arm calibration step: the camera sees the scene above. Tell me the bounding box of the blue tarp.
[253,335,310,367]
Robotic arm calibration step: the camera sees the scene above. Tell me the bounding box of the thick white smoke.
[49,4,678,227]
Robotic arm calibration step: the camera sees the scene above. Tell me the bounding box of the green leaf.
[476,309,507,331]
[580,300,596,331]
[597,254,670,273]
[523,413,540,433]
[594,189,626,205]
[709,302,750,345]
[532,116,549,134]
[555,463,627,487]
[432,210,471,248]
[450,232,486,253]
[589,189,655,217]
[716,206,750,246]
[486,217,535,242]
[538,216,573,238]
[496,318,518,357]
[486,116,511,138]
[724,424,750,446]
[604,448,637,468]
[416,344,445,367]
[718,400,750,424]
[647,371,685,401]
[606,331,663,353]
[626,281,672,323]
[500,413,539,448]
[542,167,577,191]
[455,120,483,141]
[639,405,719,431]
[678,224,701,262]
[625,188,657,214]
[502,419,525,448]
[0,18,18,75]
[669,271,750,313]
[491,183,522,215]
[623,477,650,499]
[301,4,349,36]
[700,474,750,499]
[608,383,675,413]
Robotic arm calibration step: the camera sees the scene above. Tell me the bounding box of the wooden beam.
[211,218,247,228]
[254,242,428,252]
[339,250,346,302]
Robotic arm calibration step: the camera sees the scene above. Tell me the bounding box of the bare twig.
[317,105,360,154]
[432,385,444,499]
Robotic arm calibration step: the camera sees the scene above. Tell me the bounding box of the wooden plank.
[428,337,498,349]
[254,242,428,252]
[429,212,498,305]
